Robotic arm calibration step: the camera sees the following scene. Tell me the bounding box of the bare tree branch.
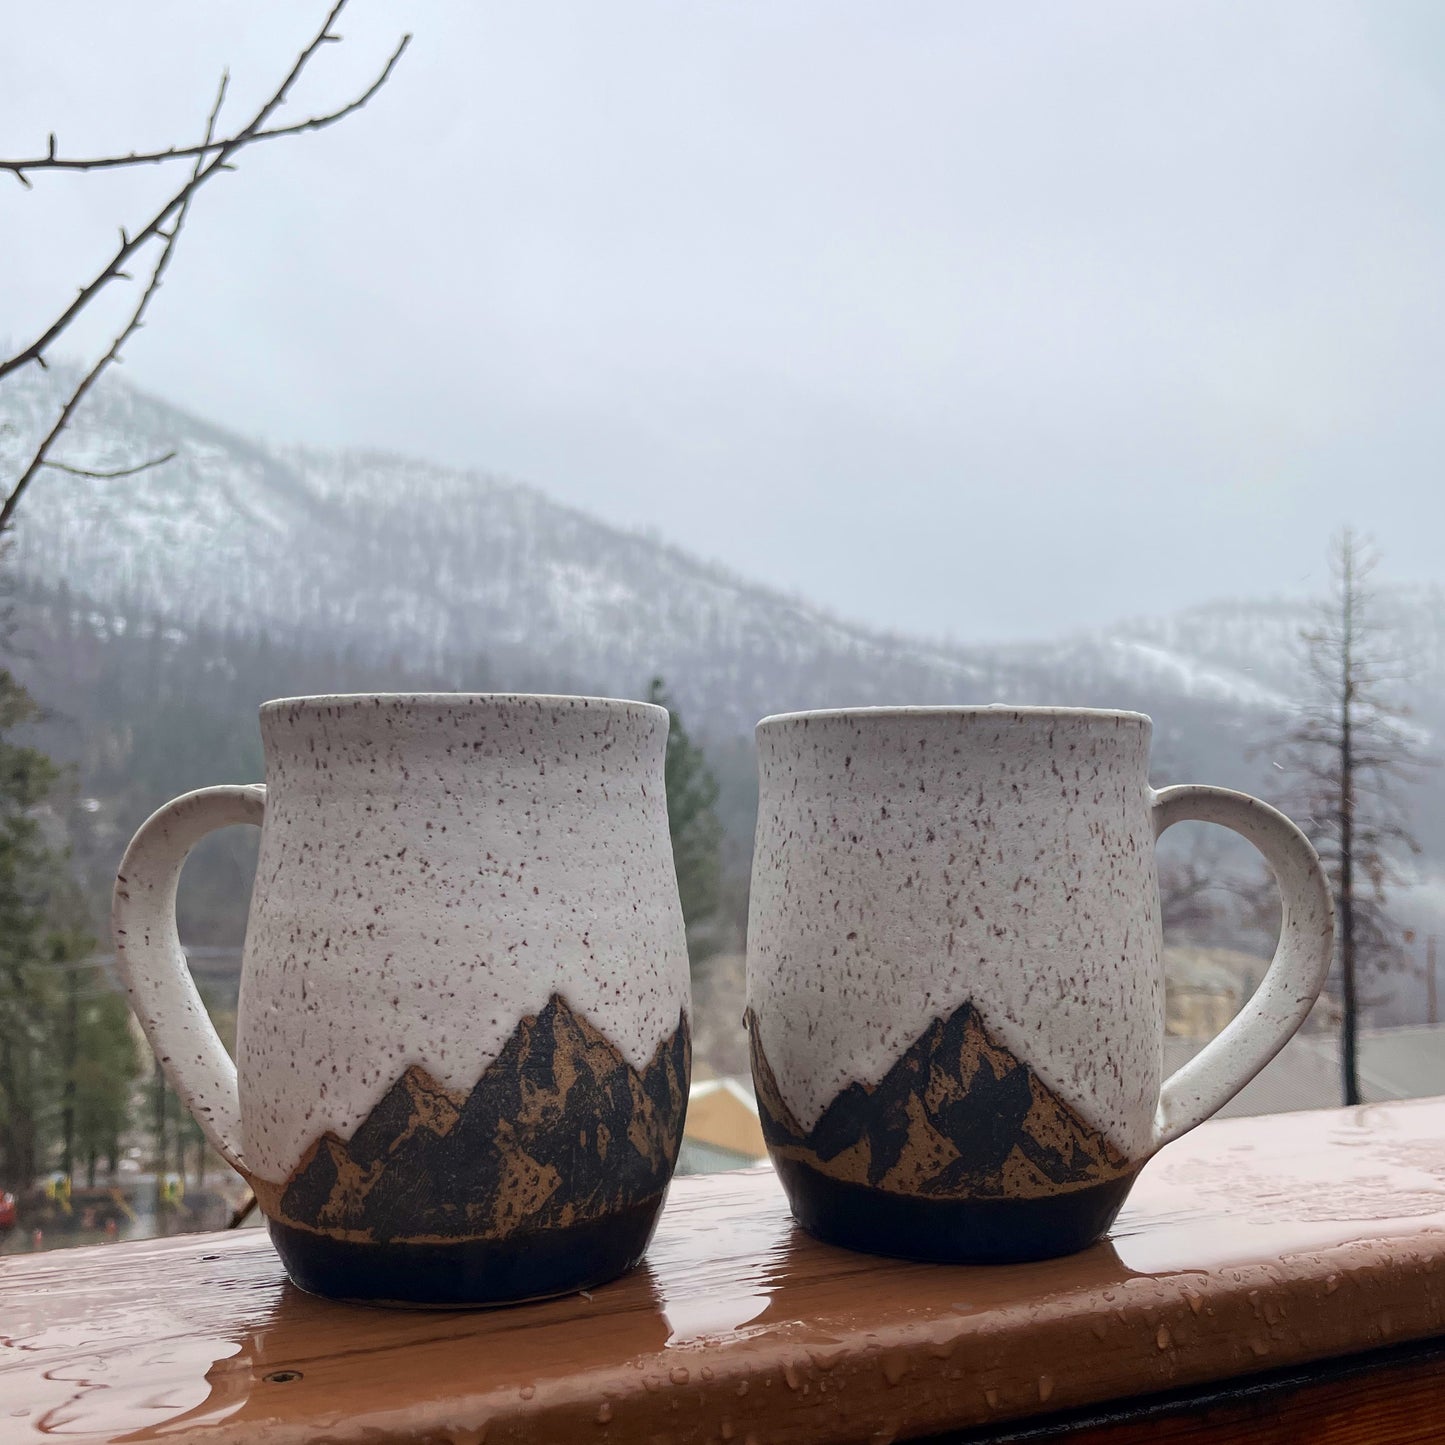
[0,34,409,180]
[39,451,177,481]
[0,0,404,385]
[0,75,229,533]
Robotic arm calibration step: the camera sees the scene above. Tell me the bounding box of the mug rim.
[757,704,1152,731]
[260,692,667,719]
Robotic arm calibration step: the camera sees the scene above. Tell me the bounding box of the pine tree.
[71,988,140,1187]
[52,906,141,1192]
[0,669,66,1187]
[647,678,723,960]
[0,672,137,1194]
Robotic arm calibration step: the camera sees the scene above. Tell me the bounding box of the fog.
[4,1,1443,639]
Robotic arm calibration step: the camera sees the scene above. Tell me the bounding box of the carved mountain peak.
[748,1000,1130,1201]
[271,995,689,1246]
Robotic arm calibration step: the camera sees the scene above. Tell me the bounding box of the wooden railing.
[4,1097,1445,1442]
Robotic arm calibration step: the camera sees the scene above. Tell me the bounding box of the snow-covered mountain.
[9,362,1445,1020]
[5,362,1443,757]
[5,365,994,730]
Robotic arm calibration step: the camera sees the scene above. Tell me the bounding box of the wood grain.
[4,1097,1445,1443]
[954,1339,1445,1443]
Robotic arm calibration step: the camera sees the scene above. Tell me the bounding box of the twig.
[0,34,409,179]
[0,0,404,385]
[0,77,227,533]
[40,450,177,481]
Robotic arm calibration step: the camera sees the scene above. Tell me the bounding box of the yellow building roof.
[683,1079,767,1161]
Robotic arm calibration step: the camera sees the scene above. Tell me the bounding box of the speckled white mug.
[746,706,1334,1263]
[113,694,691,1304]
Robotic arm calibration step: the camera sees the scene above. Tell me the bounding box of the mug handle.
[112,785,265,1177]
[1150,784,1334,1151]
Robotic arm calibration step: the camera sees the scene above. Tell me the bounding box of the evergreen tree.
[71,989,139,1187]
[0,669,66,1187]
[0,673,136,1194]
[647,678,723,960]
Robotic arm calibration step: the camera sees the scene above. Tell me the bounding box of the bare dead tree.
[1156,825,1288,967]
[1272,529,1428,1104]
[1157,831,1237,941]
[0,0,409,534]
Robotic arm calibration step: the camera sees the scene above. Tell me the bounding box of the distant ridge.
[16,363,1443,736]
[7,362,1445,953]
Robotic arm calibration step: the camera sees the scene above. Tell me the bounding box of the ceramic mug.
[746,706,1333,1264]
[113,694,691,1305]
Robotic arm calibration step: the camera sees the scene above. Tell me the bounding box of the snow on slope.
[6,362,1443,738]
[3,366,995,729]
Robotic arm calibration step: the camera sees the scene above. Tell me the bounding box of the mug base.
[266,1192,665,1308]
[773,1156,1136,1265]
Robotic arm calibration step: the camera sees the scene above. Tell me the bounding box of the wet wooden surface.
[961,1338,1445,1443]
[5,1097,1445,1443]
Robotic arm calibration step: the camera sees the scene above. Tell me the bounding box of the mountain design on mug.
[747,1001,1131,1200]
[269,994,689,1244]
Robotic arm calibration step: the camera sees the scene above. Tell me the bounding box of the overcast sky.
[3,2,1444,641]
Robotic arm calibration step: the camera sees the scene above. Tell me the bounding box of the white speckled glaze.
[113,694,690,1188]
[746,706,1334,1163]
